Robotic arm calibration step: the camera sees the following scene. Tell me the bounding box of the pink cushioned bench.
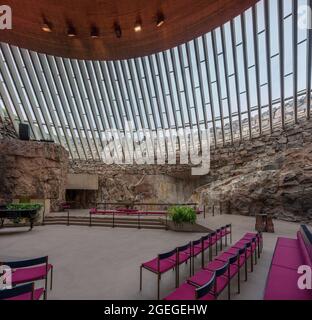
[264,225,312,300]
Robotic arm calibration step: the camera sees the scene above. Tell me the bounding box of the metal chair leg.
[238,267,241,294]
[157,274,161,300]
[139,266,143,291]
[50,266,53,290]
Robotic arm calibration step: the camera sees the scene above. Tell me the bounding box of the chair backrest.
[245,241,252,248]
[201,234,210,242]
[0,283,34,300]
[195,273,216,299]
[0,256,48,269]
[210,231,216,238]
[177,243,191,253]
[216,228,221,233]
[158,248,177,261]
[192,239,201,247]
[215,261,229,277]
[228,252,239,265]
[238,245,246,255]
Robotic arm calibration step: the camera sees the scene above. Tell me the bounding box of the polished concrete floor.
[0,213,301,300]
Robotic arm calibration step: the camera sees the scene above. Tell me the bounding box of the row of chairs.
[140,224,232,300]
[0,256,53,300]
[164,232,263,300]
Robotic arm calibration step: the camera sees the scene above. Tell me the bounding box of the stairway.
[43,215,167,230]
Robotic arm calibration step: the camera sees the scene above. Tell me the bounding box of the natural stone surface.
[0,117,17,139]
[0,138,69,211]
[192,119,312,223]
[68,161,200,208]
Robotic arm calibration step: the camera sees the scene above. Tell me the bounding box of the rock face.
[0,137,69,211]
[192,120,312,223]
[0,117,17,139]
[69,160,200,208]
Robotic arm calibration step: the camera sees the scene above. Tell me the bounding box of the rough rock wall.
[0,117,17,139]
[0,138,69,211]
[192,119,312,223]
[69,160,200,208]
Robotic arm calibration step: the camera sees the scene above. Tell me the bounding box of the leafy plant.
[6,203,42,211]
[168,206,197,225]
[6,203,42,224]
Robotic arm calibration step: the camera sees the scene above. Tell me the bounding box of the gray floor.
[0,213,301,300]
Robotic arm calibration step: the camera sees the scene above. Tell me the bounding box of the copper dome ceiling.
[0,0,258,60]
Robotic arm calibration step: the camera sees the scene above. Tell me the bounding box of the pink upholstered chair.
[188,261,230,299]
[1,256,53,300]
[168,242,192,287]
[191,239,204,275]
[218,246,248,281]
[140,248,177,300]
[233,239,256,272]
[164,273,216,301]
[0,283,44,300]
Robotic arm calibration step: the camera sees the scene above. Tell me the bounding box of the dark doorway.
[65,189,97,209]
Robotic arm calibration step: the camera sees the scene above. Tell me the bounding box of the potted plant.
[164,205,211,232]
[6,203,43,229]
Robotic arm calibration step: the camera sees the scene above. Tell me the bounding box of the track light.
[156,12,165,27]
[67,25,76,37]
[114,22,122,38]
[42,22,52,32]
[91,26,99,38]
[42,18,52,32]
[134,18,142,32]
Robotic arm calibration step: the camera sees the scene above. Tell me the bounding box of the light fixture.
[42,18,52,32]
[67,25,76,37]
[114,22,122,38]
[156,12,165,27]
[91,26,99,38]
[134,17,142,32]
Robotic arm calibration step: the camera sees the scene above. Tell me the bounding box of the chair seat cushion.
[169,252,190,264]
[12,264,53,285]
[234,241,256,252]
[216,252,246,267]
[164,282,215,300]
[272,245,304,270]
[142,258,176,274]
[264,265,312,300]
[5,288,44,301]
[205,260,238,278]
[189,269,228,295]
[226,247,251,259]
[192,246,203,257]
[277,237,299,249]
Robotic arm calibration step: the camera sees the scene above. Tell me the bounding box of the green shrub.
[6,203,42,211]
[168,206,197,225]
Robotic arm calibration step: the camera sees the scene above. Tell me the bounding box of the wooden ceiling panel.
[0,0,259,60]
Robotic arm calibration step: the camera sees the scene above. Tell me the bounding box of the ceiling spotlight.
[134,18,142,32]
[42,22,52,32]
[114,22,122,38]
[91,26,99,38]
[156,12,165,27]
[67,25,76,37]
